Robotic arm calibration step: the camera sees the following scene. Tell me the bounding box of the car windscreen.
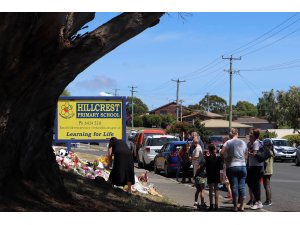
[149,138,178,146]
[273,140,289,146]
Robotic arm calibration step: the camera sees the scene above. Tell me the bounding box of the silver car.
[263,138,297,162]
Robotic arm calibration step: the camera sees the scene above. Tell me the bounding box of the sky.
[62,11,300,110]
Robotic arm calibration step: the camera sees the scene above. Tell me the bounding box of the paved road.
[72,145,300,212]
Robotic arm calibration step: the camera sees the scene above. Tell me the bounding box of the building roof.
[149,102,176,113]
[234,116,270,124]
[201,119,252,128]
[149,101,189,113]
[182,111,223,119]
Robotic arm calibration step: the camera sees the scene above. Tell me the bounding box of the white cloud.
[99,91,114,96]
[76,75,117,90]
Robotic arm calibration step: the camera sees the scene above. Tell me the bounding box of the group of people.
[176,128,274,212]
[105,128,274,211]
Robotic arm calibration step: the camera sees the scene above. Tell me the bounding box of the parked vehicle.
[295,145,300,166]
[153,141,192,177]
[133,129,165,160]
[263,138,297,161]
[207,135,224,150]
[137,135,179,168]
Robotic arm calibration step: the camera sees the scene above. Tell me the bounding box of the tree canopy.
[199,94,227,114]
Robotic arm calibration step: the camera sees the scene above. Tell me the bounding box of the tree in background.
[277,86,300,130]
[142,114,162,128]
[0,12,164,196]
[199,94,227,115]
[166,122,193,140]
[193,119,211,143]
[126,96,149,117]
[234,101,258,118]
[161,114,176,129]
[257,87,300,129]
[257,89,281,128]
[259,130,277,140]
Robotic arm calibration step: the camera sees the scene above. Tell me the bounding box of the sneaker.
[263,201,272,206]
[193,202,198,208]
[250,201,263,210]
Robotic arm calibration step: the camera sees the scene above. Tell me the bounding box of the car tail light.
[169,151,177,157]
[145,147,150,153]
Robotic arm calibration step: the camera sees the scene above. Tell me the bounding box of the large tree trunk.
[0,12,164,197]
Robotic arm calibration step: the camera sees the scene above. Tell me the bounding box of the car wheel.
[154,161,159,174]
[143,158,148,170]
[164,163,170,178]
[137,156,143,168]
[296,157,300,166]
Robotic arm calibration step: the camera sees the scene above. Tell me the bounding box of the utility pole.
[206,92,210,112]
[129,86,137,130]
[113,88,120,96]
[172,79,186,122]
[222,55,241,131]
[179,99,184,122]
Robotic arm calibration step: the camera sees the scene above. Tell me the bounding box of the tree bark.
[0,12,164,197]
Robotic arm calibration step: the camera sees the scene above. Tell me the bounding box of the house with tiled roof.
[149,101,190,118]
[233,116,274,130]
[201,119,252,137]
[182,110,224,124]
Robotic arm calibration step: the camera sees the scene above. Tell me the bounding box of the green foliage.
[282,134,300,146]
[161,114,176,129]
[166,122,193,137]
[187,103,202,110]
[199,94,227,114]
[259,131,277,140]
[234,101,258,117]
[133,116,144,127]
[257,87,300,129]
[61,89,71,96]
[142,114,162,128]
[126,96,149,117]
[193,119,212,142]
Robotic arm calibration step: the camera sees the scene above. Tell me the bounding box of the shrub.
[282,134,300,146]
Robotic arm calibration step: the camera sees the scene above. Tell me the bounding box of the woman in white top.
[192,138,203,177]
[223,128,248,212]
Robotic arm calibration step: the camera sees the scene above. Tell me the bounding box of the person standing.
[191,138,203,178]
[223,128,248,212]
[206,144,222,211]
[194,156,207,209]
[107,137,135,194]
[248,129,264,210]
[263,139,275,206]
[178,143,191,183]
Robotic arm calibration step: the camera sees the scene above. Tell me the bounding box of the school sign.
[55,96,126,142]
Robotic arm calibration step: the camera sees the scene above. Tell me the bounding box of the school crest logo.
[59,102,75,119]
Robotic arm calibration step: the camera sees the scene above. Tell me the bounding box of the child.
[194,154,207,209]
[206,144,222,211]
